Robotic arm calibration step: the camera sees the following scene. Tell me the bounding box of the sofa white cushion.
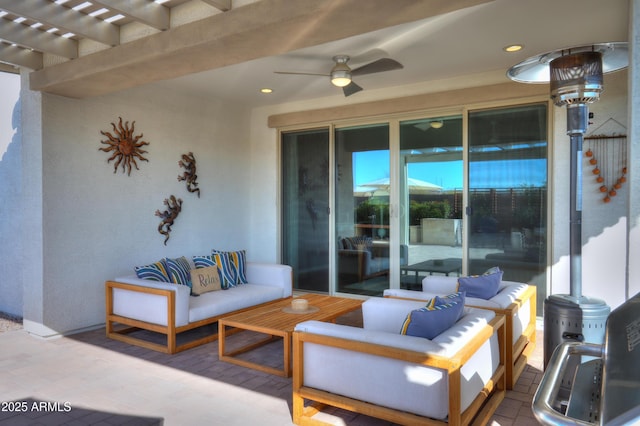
[420,275,458,294]
[188,283,283,323]
[384,288,503,309]
[362,297,429,334]
[245,263,293,298]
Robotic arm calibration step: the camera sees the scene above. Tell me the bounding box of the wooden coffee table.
[218,294,363,377]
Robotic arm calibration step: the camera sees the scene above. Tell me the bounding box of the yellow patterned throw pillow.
[190,266,222,295]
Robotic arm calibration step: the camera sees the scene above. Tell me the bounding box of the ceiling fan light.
[330,68,351,87]
[430,120,444,129]
[330,55,352,87]
[331,75,351,87]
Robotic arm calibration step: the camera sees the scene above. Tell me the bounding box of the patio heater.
[506,43,628,375]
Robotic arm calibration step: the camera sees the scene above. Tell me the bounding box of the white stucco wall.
[21,83,251,337]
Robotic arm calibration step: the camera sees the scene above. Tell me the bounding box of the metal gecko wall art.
[155,195,182,245]
[178,152,200,197]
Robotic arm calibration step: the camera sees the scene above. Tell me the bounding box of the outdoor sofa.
[384,273,536,389]
[337,236,408,282]
[292,297,506,425]
[105,256,292,354]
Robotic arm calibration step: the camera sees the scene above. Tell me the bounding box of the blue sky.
[353,150,546,190]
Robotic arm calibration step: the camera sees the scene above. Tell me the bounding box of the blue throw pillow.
[457,270,503,299]
[164,256,192,289]
[134,260,170,282]
[193,255,215,269]
[400,301,464,340]
[434,291,466,310]
[212,249,248,285]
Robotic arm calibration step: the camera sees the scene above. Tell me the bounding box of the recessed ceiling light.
[260,88,273,94]
[504,44,524,53]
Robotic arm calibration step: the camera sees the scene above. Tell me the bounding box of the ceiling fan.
[274,55,403,97]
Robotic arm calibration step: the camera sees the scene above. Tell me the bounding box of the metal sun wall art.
[155,195,183,245]
[178,152,200,197]
[99,117,149,176]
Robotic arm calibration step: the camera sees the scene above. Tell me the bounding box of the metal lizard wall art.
[177,152,200,197]
[155,195,182,245]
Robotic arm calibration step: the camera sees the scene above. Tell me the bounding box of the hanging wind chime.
[585,132,627,203]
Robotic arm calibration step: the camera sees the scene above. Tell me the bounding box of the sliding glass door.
[281,102,548,300]
[335,124,390,296]
[468,104,548,307]
[399,116,463,289]
[282,128,330,292]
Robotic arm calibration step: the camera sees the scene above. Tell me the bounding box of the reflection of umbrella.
[355,177,442,195]
[353,185,387,197]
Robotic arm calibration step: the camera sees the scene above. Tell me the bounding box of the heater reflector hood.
[506,42,628,86]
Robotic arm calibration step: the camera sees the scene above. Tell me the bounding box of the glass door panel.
[282,129,330,292]
[399,116,464,289]
[335,124,390,296]
[468,104,548,308]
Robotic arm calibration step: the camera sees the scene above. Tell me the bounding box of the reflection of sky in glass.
[354,151,546,190]
[353,150,389,185]
[408,161,462,190]
[470,159,546,189]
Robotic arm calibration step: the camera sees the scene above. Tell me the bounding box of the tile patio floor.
[0,311,544,426]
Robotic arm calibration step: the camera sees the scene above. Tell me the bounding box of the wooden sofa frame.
[387,284,536,389]
[105,280,289,354]
[292,314,507,426]
[490,284,537,389]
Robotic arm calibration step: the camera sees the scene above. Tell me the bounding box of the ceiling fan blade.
[274,71,328,77]
[343,81,363,97]
[351,58,403,76]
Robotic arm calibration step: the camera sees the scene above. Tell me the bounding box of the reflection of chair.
[292,297,506,425]
[384,275,536,389]
[337,237,407,282]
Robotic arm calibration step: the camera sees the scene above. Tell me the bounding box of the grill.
[533,292,640,425]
